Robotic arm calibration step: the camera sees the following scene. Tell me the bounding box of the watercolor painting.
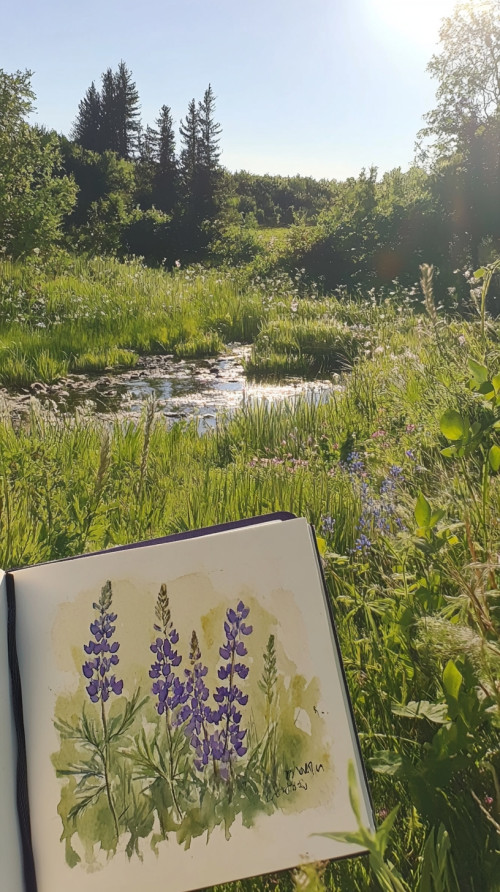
[52,578,331,870]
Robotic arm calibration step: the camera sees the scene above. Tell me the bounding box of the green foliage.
[72,61,140,159]
[419,0,500,160]
[317,761,410,892]
[2,263,500,889]
[0,69,77,257]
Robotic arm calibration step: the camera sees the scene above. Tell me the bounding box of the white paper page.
[0,572,24,892]
[12,519,373,892]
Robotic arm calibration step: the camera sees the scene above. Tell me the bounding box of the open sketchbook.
[1,513,374,892]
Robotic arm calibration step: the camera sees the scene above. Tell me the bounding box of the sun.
[369,0,464,46]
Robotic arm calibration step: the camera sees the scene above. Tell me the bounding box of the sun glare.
[371,0,463,46]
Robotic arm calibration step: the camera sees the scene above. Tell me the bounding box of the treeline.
[2,1,500,295]
[60,62,225,260]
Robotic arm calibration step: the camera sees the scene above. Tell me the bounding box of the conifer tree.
[154,105,178,214]
[99,67,118,154]
[179,98,199,203]
[196,84,222,221]
[114,60,141,159]
[73,62,140,160]
[71,81,102,152]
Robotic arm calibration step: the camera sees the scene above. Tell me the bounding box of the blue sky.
[1,0,458,180]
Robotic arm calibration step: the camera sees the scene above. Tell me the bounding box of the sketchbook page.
[0,572,24,892]
[12,518,373,892]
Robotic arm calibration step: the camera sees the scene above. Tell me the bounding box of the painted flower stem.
[100,697,120,840]
[165,710,183,821]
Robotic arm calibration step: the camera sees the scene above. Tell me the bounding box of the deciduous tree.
[0,69,76,256]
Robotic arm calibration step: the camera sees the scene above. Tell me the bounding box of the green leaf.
[317,830,366,847]
[315,535,327,556]
[415,492,431,528]
[392,700,448,723]
[440,410,466,441]
[368,751,405,777]
[429,509,445,528]
[468,358,488,383]
[473,267,486,279]
[440,446,457,458]
[443,660,462,702]
[489,444,500,471]
[477,381,495,398]
[347,759,361,824]
[492,373,500,393]
[376,805,400,858]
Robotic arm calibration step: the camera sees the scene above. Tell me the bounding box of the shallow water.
[0,346,340,429]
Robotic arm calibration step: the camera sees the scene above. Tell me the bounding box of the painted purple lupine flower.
[176,630,213,771]
[150,584,186,719]
[209,600,252,780]
[83,580,123,703]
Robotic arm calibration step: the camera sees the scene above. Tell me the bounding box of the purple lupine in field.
[176,629,213,771]
[83,580,123,703]
[343,453,407,552]
[149,583,186,721]
[209,600,252,780]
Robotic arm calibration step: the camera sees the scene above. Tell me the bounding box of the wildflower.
[321,514,336,536]
[355,533,372,552]
[83,580,123,703]
[344,450,365,477]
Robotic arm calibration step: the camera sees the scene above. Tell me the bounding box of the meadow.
[1,256,499,890]
[0,256,365,387]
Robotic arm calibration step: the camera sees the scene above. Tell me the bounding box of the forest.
[1,1,500,890]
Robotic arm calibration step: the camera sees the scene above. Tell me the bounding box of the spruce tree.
[71,81,102,152]
[197,84,222,221]
[154,105,178,214]
[114,60,141,159]
[135,123,160,209]
[179,98,199,204]
[99,68,118,154]
[73,62,141,160]
[197,85,221,176]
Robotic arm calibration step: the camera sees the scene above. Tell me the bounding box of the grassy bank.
[0,256,262,385]
[0,256,389,387]
[1,295,499,890]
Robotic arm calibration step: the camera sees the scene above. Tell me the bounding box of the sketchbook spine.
[7,572,38,892]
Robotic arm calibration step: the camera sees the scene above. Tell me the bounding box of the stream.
[0,345,340,429]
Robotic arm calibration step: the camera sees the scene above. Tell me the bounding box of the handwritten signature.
[285,760,325,784]
[264,760,325,802]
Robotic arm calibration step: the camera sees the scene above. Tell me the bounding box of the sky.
[0,0,461,181]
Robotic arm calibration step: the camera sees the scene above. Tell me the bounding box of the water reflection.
[1,346,341,429]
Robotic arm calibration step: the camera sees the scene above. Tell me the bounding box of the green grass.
[1,260,499,890]
[0,256,268,384]
[246,317,360,377]
[0,255,395,386]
